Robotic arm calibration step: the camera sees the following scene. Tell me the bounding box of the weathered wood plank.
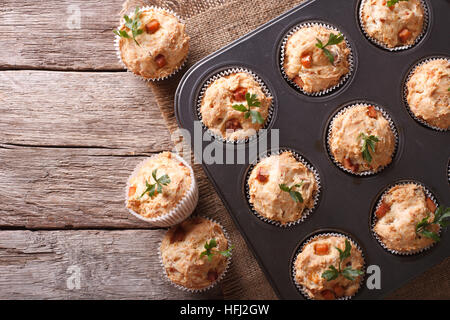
[0,0,226,70]
[0,147,169,228]
[0,71,171,150]
[0,0,123,70]
[0,229,222,299]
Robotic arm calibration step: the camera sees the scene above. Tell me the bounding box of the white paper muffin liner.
[196,67,275,144]
[358,0,429,51]
[244,148,321,228]
[403,56,450,132]
[448,159,450,184]
[371,180,440,256]
[291,232,366,300]
[114,5,189,82]
[158,216,232,293]
[326,102,399,176]
[280,21,354,96]
[125,152,198,227]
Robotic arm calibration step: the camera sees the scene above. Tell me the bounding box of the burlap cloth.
[121,0,450,300]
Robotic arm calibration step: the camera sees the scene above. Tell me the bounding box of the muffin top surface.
[406,59,450,130]
[329,104,396,173]
[200,72,272,141]
[247,151,318,225]
[294,235,364,300]
[283,25,350,93]
[118,8,189,79]
[361,0,424,48]
[161,217,229,290]
[127,152,192,219]
[374,183,439,253]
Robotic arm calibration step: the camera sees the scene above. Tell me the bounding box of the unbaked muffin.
[247,151,318,225]
[160,217,230,290]
[360,0,425,48]
[294,235,364,300]
[115,7,189,79]
[127,152,195,220]
[199,72,272,141]
[329,104,396,173]
[406,59,450,130]
[283,25,351,93]
[374,183,439,253]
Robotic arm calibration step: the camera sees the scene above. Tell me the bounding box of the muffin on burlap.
[115,7,189,80]
[160,217,231,290]
[126,152,197,226]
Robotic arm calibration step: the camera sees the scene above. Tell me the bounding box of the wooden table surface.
[2,0,449,300]
[0,0,223,299]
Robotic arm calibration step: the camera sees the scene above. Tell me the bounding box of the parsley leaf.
[232,93,264,125]
[435,207,450,226]
[322,265,339,281]
[279,182,304,203]
[139,168,171,199]
[336,238,351,261]
[321,239,363,282]
[415,207,450,242]
[358,132,380,163]
[113,7,143,47]
[342,267,364,281]
[200,239,234,261]
[315,33,344,64]
[386,0,408,8]
[140,181,156,198]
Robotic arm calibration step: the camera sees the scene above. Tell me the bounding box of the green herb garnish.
[358,132,380,163]
[279,182,304,203]
[200,239,234,261]
[232,93,264,125]
[315,33,345,64]
[386,0,408,8]
[139,168,171,198]
[322,239,363,281]
[416,207,450,242]
[113,7,144,47]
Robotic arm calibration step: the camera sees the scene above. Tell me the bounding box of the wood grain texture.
[0,146,170,229]
[0,71,171,150]
[0,70,175,229]
[0,0,226,70]
[0,0,123,70]
[0,229,223,299]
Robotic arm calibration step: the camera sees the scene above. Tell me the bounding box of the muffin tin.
[174,0,449,299]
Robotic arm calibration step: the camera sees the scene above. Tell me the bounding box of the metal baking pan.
[174,0,449,299]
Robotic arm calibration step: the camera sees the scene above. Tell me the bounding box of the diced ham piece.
[145,19,160,34]
[155,54,167,68]
[128,186,136,197]
[314,243,329,255]
[225,118,242,131]
[367,106,378,119]
[321,290,335,300]
[233,87,247,102]
[376,201,391,219]
[426,197,437,213]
